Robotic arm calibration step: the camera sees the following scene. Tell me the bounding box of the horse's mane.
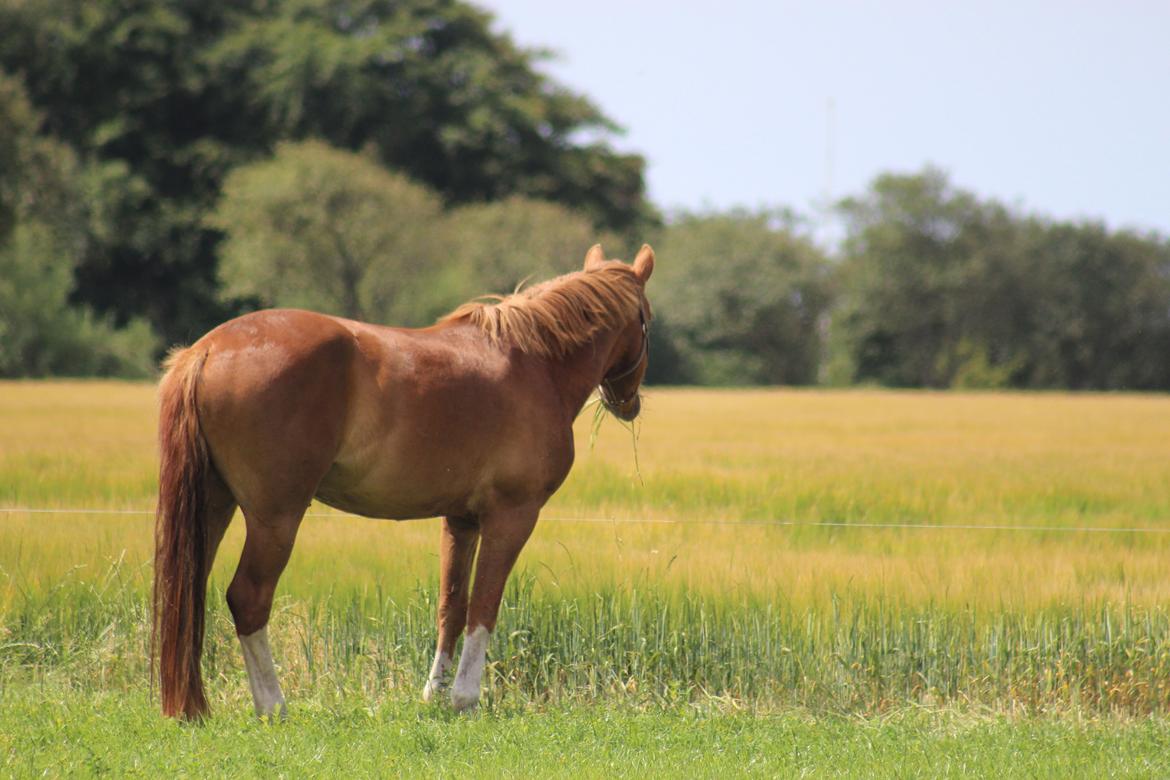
[439,265,643,358]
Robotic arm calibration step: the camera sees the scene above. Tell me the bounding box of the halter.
[599,307,649,408]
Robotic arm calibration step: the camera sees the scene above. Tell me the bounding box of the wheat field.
[3,382,1170,718]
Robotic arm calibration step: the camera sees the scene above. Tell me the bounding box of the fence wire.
[1,505,1168,534]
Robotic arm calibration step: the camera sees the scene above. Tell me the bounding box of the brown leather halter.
[598,307,648,408]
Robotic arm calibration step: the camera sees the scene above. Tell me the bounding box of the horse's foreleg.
[423,515,480,702]
[450,505,539,712]
[226,510,304,721]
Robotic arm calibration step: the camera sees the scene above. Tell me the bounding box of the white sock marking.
[238,626,287,720]
[422,649,451,702]
[451,625,489,711]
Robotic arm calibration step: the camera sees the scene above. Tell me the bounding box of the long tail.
[152,346,212,719]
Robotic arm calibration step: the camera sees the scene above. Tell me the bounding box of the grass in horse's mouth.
[586,394,644,485]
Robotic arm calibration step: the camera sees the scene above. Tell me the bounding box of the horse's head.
[586,244,654,421]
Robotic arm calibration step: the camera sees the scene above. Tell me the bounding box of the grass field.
[4,382,1170,774]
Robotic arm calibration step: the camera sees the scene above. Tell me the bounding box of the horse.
[152,243,655,719]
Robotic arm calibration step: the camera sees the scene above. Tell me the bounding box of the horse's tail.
[153,346,213,719]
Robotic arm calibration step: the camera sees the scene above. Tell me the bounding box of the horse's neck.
[540,327,622,421]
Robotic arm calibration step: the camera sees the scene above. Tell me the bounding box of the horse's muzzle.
[602,392,640,421]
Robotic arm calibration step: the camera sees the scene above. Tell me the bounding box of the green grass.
[5,382,1170,773]
[3,684,1170,778]
[6,562,1170,717]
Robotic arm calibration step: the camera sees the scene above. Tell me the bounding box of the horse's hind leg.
[203,470,237,577]
[226,508,306,720]
[423,515,480,702]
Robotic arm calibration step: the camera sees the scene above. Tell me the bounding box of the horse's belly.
[315,472,465,521]
[316,363,574,520]
[314,465,473,520]
[312,490,438,521]
[314,431,565,520]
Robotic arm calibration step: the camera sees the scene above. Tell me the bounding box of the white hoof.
[256,699,287,722]
[449,625,488,713]
[239,628,288,722]
[422,677,447,703]
[450,687,479,712]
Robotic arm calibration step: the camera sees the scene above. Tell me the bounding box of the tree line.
[2,0,1168,390]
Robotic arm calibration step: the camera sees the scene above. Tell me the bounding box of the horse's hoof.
[421,678,447,703]
[256,701,287,723]
[450,688,479,712]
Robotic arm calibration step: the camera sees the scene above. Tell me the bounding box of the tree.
[0,221,157,377]
[1022,221,1170,390]
[206,0,655,232]
[213,141,442,324]
[214,147,624,327]
[0,72,155,377]
[833,167,1170,390]
[0,69,74,239]
[832,169,1028,387]
[652,211,831,385]
[0,0,654,346]
[438,196,619,313]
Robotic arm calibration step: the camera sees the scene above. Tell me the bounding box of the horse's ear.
[632,244,655,282]
[584,244,606,271]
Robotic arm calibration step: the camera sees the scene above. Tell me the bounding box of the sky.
[481,1,1170,236]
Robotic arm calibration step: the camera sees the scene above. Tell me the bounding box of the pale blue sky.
[482,1,1170,235]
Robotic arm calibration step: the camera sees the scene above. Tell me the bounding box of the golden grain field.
[4,382,1170,608]
[4,382,1170,712]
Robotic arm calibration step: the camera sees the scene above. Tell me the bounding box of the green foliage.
[213,141,442,323]
[652,210,831,385]
[0,0,653,348]
[440,196,620,307]
[0,70,76,238]
[205,0,655,233]
[212,144,623,327]
[949,340,1022,390]
[0,0,249,344]
[834,168,1008,388]
[5,0,1170,389]
[0,222,157,377]
[0,72,156,377]
[1020,221,1170,390]
[833,168,1170,390]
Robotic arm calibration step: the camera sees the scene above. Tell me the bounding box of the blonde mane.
[440,265,644,357]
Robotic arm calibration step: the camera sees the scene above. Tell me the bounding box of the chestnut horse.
[153,244,654,719]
